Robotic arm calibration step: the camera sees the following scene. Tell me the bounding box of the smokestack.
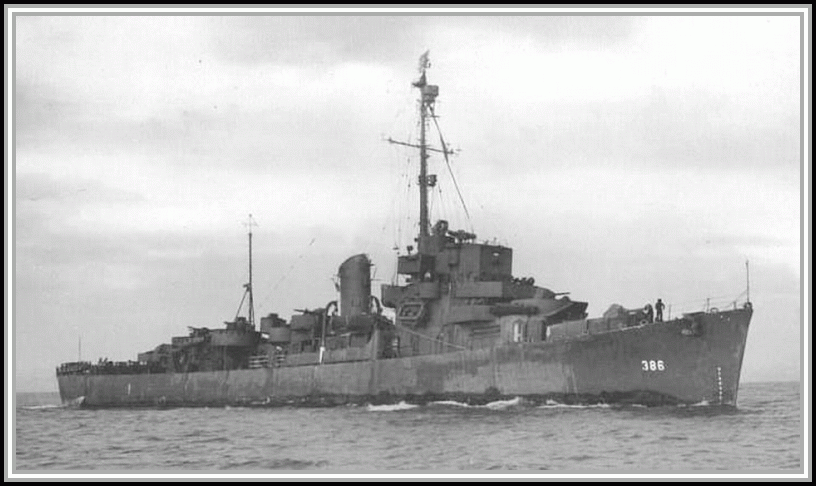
[338,254,371,318]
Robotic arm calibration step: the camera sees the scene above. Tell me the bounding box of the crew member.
[644,303,654,323]
[655,298,665,322]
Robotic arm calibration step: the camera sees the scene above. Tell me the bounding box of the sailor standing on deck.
[655,298,665,322]
[644,303,654,324]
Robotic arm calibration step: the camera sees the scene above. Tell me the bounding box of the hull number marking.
[641,360,665,371]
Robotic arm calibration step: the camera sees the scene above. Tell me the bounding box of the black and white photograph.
[8,5,808,479]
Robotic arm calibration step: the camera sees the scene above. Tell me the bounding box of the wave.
[20,403,65,410]
[67,396,85,408]
[22,396,84,410]
[366,401,419,412]
[389,397,523,410]
[429,400,472,407]
[671,400,712,408]
[484,397,522,409]
[538,399,611,409]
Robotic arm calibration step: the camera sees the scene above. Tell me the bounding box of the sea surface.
[13,381,802,474]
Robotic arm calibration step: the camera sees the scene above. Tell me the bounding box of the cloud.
[16,172,143,204]
[206,16,641,68]
[208,16,419,66]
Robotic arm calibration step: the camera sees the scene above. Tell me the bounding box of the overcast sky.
[11,12,804,392]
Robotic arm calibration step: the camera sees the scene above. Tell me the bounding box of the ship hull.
[58,308,751,408]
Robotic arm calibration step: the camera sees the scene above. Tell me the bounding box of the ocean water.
[13,381,803,474]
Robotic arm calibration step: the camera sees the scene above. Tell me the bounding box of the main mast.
[413,53,437,242]
[387,51,443,252]
[387,51,461,252]
[414,51,440,247]
[245,213,257,328]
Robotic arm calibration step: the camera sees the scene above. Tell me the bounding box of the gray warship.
[56,54,753,408]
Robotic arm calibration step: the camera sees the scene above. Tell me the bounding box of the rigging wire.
[255,238,316,314]
[436,181,449,226]
[429,104,474,233]
[669,291,746,306]
[428,178,435,221]
[390,106,418,256]
[233,288,248,321]
[397,113,420,252]
[661,290,750,316]
[403,158,413,243]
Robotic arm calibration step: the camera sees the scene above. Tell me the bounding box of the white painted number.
[641,360,665,371]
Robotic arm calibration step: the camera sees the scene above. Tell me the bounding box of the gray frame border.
[5,4,811,481]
